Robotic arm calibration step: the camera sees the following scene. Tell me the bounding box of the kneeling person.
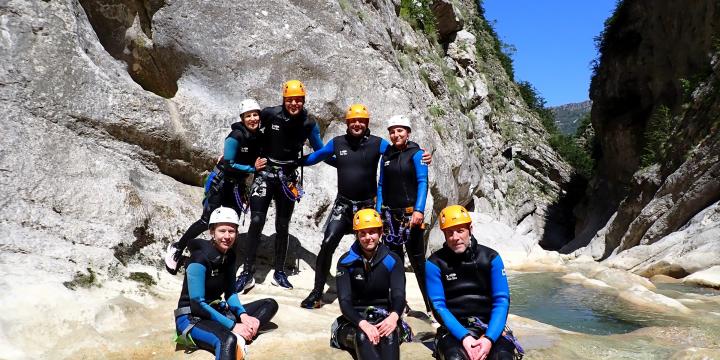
[331,209,408,360]
[426,205,517,360]
[174,207,278,360]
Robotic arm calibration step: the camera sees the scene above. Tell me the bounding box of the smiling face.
[283,96,305,116]
[346,117,369,137]
[388,125,410,148]
[242,110,260,132]
[442,223,472,254]
[209,223,238,253]
[357,226,382,256]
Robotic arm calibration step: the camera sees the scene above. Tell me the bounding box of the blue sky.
[482,0,618,107]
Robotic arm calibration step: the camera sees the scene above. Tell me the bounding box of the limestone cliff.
[565,0,720,277]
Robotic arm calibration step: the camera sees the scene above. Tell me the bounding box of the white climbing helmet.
[386,115,411,131]
[208,207,240,227]
[239,98,261,116]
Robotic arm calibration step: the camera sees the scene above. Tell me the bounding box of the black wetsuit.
[302,130,390,292]
[334,242,406,360]
[241,105,325,273]
[174,238,278,360]
[176,122,261,251]
[425,237,514,360]
[376,140,430,311]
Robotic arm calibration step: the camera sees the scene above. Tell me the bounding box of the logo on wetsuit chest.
[384,161,390,166]
[240,147,249,152]
[211,269,220,277]
[445,273,457,281]
[271,124,280,131]
[354,273,364,280]
[339,150,348,156]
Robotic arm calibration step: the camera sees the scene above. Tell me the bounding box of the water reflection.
[509,272,694,335]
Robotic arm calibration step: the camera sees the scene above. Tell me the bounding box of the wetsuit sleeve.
[307,123,337,167]
[412,150,429,212]
[376,161,384,212]
[302,139,335,166]
[223,137,255,173]
[186,263,235,329]
[336,261,363,325]
[226,293,247,317]
[379,139,390,154]
[485,256,510,342]
[426,260,469,341]
[389,254,407,315]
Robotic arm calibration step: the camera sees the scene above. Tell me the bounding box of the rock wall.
[566,0,720,277]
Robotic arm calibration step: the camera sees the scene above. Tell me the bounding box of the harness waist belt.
[337,194,375,208]
[174,306,192,318]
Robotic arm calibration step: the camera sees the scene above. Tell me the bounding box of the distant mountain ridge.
[550,100,592,135]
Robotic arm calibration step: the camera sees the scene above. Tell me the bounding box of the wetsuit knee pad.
[250,211,267,226]
[217,331,238,360]
[275,217,290,234]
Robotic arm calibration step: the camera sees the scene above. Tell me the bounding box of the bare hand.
[240,313,260,337]
[359,320,380,345]
[462,336,483,360]
[410,211,424,227]
[375,312,399,337]
[477,336,493,360]
[420,149,432,165]
[232,323,254,341]
[254,157,267,171]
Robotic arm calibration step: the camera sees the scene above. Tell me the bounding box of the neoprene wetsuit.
[174,238,278,360]
[425,237,515,360]
[176,122,261,252]
[241,105,326,275]
[302,129,389,293]
[333,242,405,360]
[376,140,430,311]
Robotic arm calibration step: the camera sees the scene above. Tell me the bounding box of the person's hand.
[232,323,254,341]
[410,211,424,227]
[420,149,433,165]
[254,157,267,171]
[477,336,493,360]
[358,320,380,345]
[375,312,399,337]
[240,313,260,337]
[462,335,483,360]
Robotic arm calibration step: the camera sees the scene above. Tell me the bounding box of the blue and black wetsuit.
[425,237,515,360]
[376,140,430,311]
[174,238,278,360]
[302,129,389,293]
[333,242,406,360]
[242,105,326,274]
[176,122,261,252]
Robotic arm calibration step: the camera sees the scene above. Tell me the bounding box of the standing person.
[299,104,432,309]
[426,205,522,360]
[165,99,265,275]
[173,207,278,360]
[234,80,329,292]
[376,115,432,315]
[330,209,407,360]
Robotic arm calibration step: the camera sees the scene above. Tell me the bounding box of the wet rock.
[683,266,720,289]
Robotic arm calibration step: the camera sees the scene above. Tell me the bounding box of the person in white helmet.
[376,115,432,316]
[173,207,278,360]
[165,99,266,275]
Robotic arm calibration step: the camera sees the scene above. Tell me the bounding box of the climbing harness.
[364,306,414,343]
[278,169,304,202]
[467,316,525,359]
[382,208,412,246]
[233,183,250,225]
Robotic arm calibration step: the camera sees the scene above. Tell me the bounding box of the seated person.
[426,205,521,360]
[173,207,278,360]
[331,209,409,360]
